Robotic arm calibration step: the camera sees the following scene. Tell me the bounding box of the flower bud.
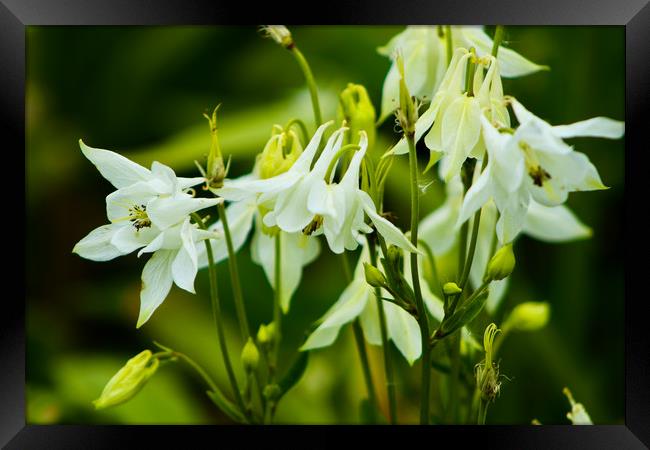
[396,53,418,136]
[240,338,260,374]
[363,263,387,288]
[257,322,277,351]
[563,387,593,425]
[443,282,463,296]
[263,383,282,401]
[505,302,550,332]
[386,245,403,272]
[338,83,376,151]
[485,243,515,282]
[93,350,159,410]
[204,106,226,189]
[260,25,293,49]
[257,125,302,180]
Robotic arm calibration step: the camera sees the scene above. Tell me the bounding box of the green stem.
[445,25,453,65]
[448,333,461,423]
[217,202,250,339]
[491,26,505,58]
[290,46,322,128]
[369,239,397,424]
[478,400,489,425]
[406,134,431,425]
[341,253,378,413]
[264,233,283,424]
[191,213,247,419]
[284,118,310,146]
[458,210,481,290]
[173,351,219,393]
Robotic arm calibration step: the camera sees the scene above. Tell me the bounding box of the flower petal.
[79,140,151,189]
[110,224,159,255]
[147,196,222,230]
[137,249,176,328]
[385,301,422,365]
[171,219,198,293]
[523,201,592,242]
[553,117,625,139]
[72,224,125,261]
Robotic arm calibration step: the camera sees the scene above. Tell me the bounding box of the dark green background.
[26,26,624,424]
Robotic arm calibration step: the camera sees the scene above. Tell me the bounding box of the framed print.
[3,0,649,447]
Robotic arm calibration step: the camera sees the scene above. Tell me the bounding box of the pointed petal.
[359,294,382,346]
[72,224,125,261]
[553,117,625,139]
[79,140,151,189]
[171,219,198,293]
[110,224,159,254]
[359,191,420,254]
[385,302,422,365]
[137,250,176,328]
[147,196,222,230]
[523,201,592,242]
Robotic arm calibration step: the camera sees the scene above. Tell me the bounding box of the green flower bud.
[443,282,463,296]
[396,53,418,136]
[203,106,226,189]
[257,322,277,351]
[475,324,502,403]
[386,245,403,272]
[263,383,282,401]
[505,302,550,332]
[563,387,593,425]
[485,243,516,282]
[257,125,302,180]
[241,338,260,374]
[260,25,294,49]
[363,263,387,288]
[93,350,159,410]
[338,83,376,151]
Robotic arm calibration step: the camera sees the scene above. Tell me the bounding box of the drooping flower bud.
[443,282,463,296]
[241,338,260,374]
[563,387,593,425]
[260,25,294,49]
[485,243,515,282]
[257,322,277,353]
[203,105,227,189]
[504,301,550,332]
[363,262,387,289]
[93,350,159,410]
[338,83,376,151]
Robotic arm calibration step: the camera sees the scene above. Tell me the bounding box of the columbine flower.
[197,125,320,313]
[420,174,594,314]
[388,49,509,181]
[72,141,221,327]
[301,240,476,364]
[457,109,624,244]
[378,26,546,122]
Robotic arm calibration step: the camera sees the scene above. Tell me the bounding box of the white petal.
[469,201,498,288]
[457,164,492,227]
[495,189,530,244]
[72,224,125,261]
[79,140,151,189]
[171,219,198,293]
[359,294,382,346]
[485,278,509,314]
[300,279,371,350]
[523,201,592,242]
[110,224,159,254]
[359,191,420,254]
[147,196,221,230]
[385,302,422,365]
[273,178,316,233]
[137,249,176,328]
[553,117,625,139]
[440,95,482,181]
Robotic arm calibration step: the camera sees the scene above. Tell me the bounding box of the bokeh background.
[26,26,624,424]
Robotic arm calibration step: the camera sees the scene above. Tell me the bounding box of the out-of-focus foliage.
[26,26,624,424]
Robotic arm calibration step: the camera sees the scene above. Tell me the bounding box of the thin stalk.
[284,118,310,146]
[369,240,397,424]
[217,202,249,339]
[191,213,247,419]
[173,351,219,393]
[341,253,378,411]
[264,233,283,424]
[448,332,461,423]
[290,46,322,127]
[406,134,431,425]
[491,26,505,58]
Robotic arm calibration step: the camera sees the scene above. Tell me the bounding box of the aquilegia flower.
[457,107,624,244]
[72,141,220,327]
[378,26,546,122]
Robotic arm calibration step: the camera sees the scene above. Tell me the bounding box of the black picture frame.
[4,0,649,447]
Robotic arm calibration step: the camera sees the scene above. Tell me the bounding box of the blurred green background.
[26,26,624,424]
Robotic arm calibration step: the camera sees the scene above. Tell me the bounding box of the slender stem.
[445,25,453,65]
[406,134,431,425]
[369,239,397,424]
[264,233,283,424]
[173,351,219,393]
[341,253,378,412]
[284,118,310,146]
[448,333,461,423]
[478,400,489,425]
[191,213,247,419]
[491,26,505,58]
[459,210,481,290]
[217,202,250,339]
[290,46,322,127]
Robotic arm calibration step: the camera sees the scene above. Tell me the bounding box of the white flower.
[388,49,509,181]
[458,108,623,244]
[301,240,477,365]
[378,26,546,121]
[420,175,593,314]
[72,141,221,327]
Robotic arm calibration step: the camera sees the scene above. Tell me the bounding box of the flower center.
[302,215,323,235]
[519,141,551,187]
[128,204,152,231]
